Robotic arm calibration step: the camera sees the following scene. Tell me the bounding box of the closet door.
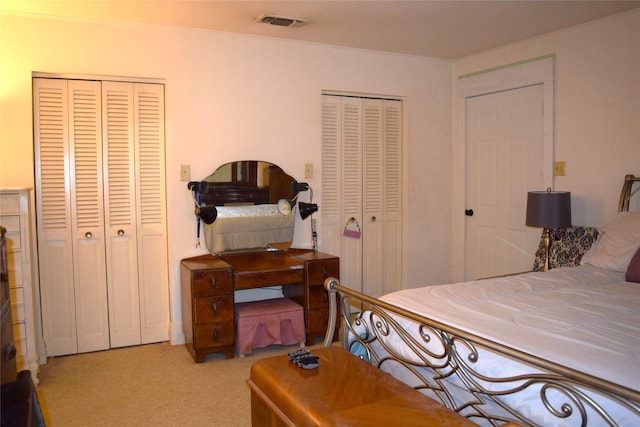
[102,82,141,348]
[34,78,110,356]
[379,100,402,294]
[69,80,110,353]
[133,83,169,344]
[102,81,169,347]
[321,95,403,297]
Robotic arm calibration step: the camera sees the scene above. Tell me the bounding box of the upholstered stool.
[235,298,305,357]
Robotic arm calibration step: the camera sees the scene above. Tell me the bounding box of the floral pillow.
[533,226,600,272]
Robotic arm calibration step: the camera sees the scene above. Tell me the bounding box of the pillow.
[532,226,599,271]
[581,212,640,272]
[626,246,640,283]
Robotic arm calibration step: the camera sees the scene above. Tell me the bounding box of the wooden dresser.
[180,249,339,362]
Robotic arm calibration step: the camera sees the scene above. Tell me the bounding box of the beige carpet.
[35,342,306,427]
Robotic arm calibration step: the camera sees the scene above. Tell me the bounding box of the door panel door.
[465,85,544,280]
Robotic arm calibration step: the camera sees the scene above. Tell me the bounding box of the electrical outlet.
[304,163,313,179]
[554,161,566,177]
[180,165,191,181]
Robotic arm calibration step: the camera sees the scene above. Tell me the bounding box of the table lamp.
[526,189,572,271]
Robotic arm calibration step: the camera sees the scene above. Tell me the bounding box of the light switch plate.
[180,164,191,181]
[304,163,313,178]
[554,161,566,176]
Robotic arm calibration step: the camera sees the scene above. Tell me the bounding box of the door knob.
[117,229,125,236]
[465,209,474,216]
[85,231,92,238]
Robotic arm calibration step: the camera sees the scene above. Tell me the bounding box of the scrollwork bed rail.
[322,277,640,426]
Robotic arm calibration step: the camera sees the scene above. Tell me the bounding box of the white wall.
[0,14,453,345]
[454,9,640,229]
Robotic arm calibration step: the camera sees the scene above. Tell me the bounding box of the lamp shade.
[195,205,217,224]
[526,190,572,229]
[298,202,318,220]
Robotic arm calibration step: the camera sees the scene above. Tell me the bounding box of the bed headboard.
[618,174,640,213]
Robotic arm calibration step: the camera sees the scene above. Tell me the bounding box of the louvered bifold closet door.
[381,100,402,295]
[321,95,363,293]
[133,83,169,344]
[102,82,141,348]
[34,78,110,356]
[362,99,384,297]
[320,97,341,258]
[361,98,403,297]
[321,95,403,297]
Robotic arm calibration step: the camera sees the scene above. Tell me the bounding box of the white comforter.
[381,264,640,393]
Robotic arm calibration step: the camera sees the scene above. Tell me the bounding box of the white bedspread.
[380,264,640,392]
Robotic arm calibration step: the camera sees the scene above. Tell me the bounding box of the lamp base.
[542,228,551,272]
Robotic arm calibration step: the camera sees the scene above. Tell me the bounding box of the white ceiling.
[3,1,640,59]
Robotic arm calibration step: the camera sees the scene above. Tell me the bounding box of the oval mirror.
[189,161,301,254]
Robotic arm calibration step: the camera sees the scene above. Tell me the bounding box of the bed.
[323,174,640,426]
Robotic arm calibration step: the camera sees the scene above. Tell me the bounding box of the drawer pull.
[212,300,219,314]
[3,343,16,361]
[210,277,217,288]
[212,327,219,341]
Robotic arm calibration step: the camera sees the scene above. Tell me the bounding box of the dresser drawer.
[307,308,331,334]
[307,259,339,285]
[192,270,233,297]
[194,321,235,348]
[234,269,304,290]
[194,295,234,324]
[307,284,332,310]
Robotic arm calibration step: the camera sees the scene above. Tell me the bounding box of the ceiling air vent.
[256,15,307,27]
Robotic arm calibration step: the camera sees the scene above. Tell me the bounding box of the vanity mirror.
[188,161,314,254]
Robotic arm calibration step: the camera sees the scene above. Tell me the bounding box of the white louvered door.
[102,82,140,348]
[69,80,110,353]
[34,79,110,355]
[34,78,168,357]
[321,95,403,297]
[132,83,169,344]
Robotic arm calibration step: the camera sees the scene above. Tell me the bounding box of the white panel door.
[465,84,544,280]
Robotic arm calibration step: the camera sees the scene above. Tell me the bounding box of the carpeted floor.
[35,342,303,427]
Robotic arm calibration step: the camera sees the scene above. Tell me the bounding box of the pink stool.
[235,298,305,357]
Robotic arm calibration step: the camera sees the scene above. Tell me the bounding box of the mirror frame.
[189,160,300,207]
